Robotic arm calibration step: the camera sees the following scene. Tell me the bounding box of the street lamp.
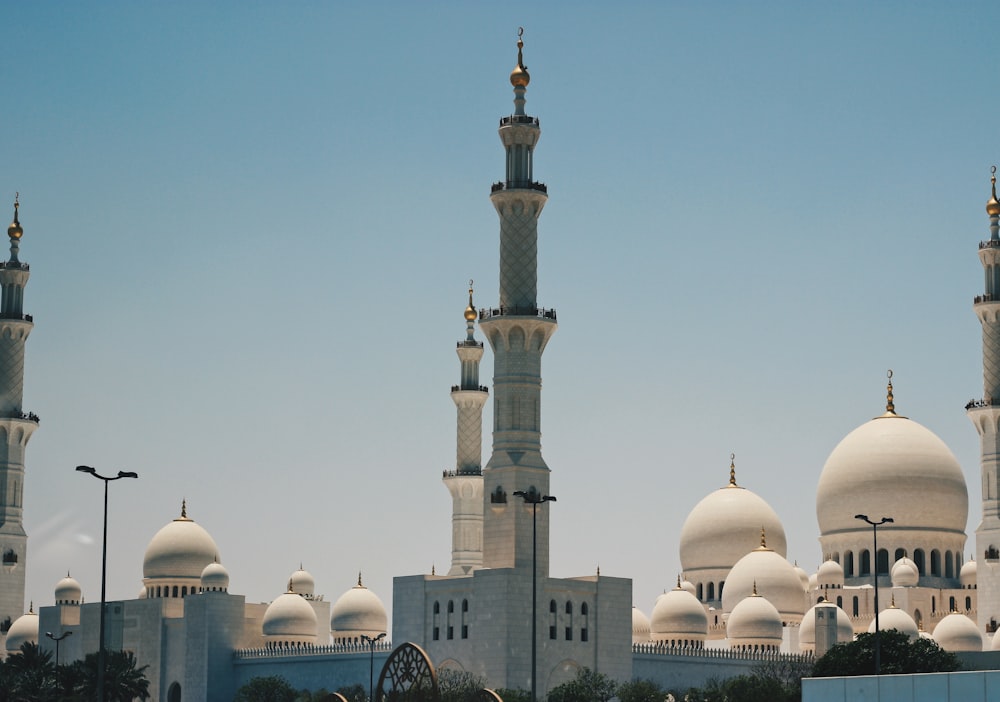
[77,465,138,702]
[513,489,556,702]
[360,632,386,702]
[855,513,893,675]
[45,630,73,667]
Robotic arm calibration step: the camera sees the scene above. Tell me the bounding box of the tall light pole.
[45,630,72,667]
[855,514,893,675]
[360,632,386,702]
[77,465,138,702]
[513,490,555,702]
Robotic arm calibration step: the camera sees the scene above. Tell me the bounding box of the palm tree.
[70,650,151,702]
[3,642,59,702]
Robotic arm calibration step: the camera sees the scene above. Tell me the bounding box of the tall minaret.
[443,283,487,576]
[479,31,558,574]
[0,195,38,637]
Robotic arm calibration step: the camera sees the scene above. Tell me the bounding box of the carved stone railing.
[632,643,813,663]
[234,640,392,659]
[451,385,488,393]
[491,181,548,194]
[500,115,540,127]
[442,468,483,478]
[479,306,556,322]
[966,398,995,410]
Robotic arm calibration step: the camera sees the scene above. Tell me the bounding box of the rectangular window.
[433,627,439,641]
[447,626,454,640]
[549,626,556,640]
[581,628,588,642]
[565,627,572,641]
[461,625,468,639]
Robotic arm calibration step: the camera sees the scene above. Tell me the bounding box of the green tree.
[546,668,617,702]
[437,669,488,702]
[336,683,367,702]
[233,675,298,702]
[2,642,58,702]
[65,649,150,702]
[493,688,531,702]
[616,678,666,702]
[812,630,960,677]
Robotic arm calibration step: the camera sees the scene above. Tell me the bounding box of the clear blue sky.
[7,2,1000,625]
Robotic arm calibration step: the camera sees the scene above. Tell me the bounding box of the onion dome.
[509,30,530,88]
[330,573,388,642]
[288,565,315,599]
[7,194,22,240]
[721,530,806,623]
[4,605,38,653]
[679,579,697,597]
[868,597,917,640]
[143,501,220,581]
[799,601,854,652]
[464,283,477,323]
[650,580,708,646]
[632,606,651,644]
[816,375,967,566]
[988,167,1000,217]
[960,559,977,589]
[816,560,845,589]
[932,612,983,651]
[891,557,919,587]
[680,457,787,577]
[262,584,318,647]
[793,562,809,590]
[727,586,783,651]
[55,572,82,605]
[200,560,230,592]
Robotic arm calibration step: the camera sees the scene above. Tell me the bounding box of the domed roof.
[263,590,318,638]
[650,585,708,641]
[800,601,854,649]
[680,460,786,572]
[816,391,967,537]
[891,558,919,587]
[991,630,1000,651]
[55,572,82,604]
[680,579,697,596]
[289,566,315,598]
[793,563,809,590]
[4,607,38,653]
[960,559,977,588]
[632,606,651,644]
[721,532,806,620]
[727,591,782,646]
[817,560,845,588]
[932,612,983,651]
[331,575,388,635]
[143,501,220,580]
[200,560,230,591]
[868,601,918,640]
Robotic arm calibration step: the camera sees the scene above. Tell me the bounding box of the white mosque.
[3,33,1000,701]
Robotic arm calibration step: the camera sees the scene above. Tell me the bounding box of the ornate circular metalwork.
[478,690,504,702]
[375,642,440,702]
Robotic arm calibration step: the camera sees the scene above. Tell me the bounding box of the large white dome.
[331,576,388,637]
[4,609,38,653]
[680,465,786,573]
[932,612,983,652]
[721,536,806,623]
[143,502,220,580]
[263,591,318,641]
[650,585,708,645]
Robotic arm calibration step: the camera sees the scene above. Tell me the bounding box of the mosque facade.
[4,33,1000,702]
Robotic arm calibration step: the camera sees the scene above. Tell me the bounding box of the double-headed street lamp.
[77,465,138,702]
[855,513,893,675]
[360,632,386,702]
[513,489,556,702]
[45,630,73,666]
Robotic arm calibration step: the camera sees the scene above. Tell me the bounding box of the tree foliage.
[616,678,666,702]
[233,675,299,702]
[812,630,960,677]
[494,688,531,702]
[335,683,368,702]
[437,669,488,702]
[0,644,150,702]
[545,668,618,702]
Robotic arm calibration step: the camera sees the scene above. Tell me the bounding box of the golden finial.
[28,601,34,614]
[8,193,23,241]
[510,27,530,88]
[890,592,897,608]
[751,581,759,596]
[464,279,477,322]
[181,499,187,519]
[596,564,600,576]
[885,369,895,414]
[676,574,682,589]
[728,453,737,487]
[759,527,767,549]
[431,564,436,576]
[357,571,363,587]
[988,166,1000,217]
[287,579,293,592]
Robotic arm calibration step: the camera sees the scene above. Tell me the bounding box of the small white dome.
[793,563,809,590]
[331,576,388,637]
[800,601,854,651]
[138,587,148,599]
[808,573,818,589]
[55,573,82,605]
[632,606,651,644]
[143,502,220,581]
[263,591,318,641]
[960,559,977,588]
[680,580,697,596]
[650,586,708,644]
[727,593,782,649]
[868,605,918,640]
[4,609,38,653]
[990,630,1000,651]
[722,538,807,622]
[891,558,919,588]
[200,561,230,592]
[817,560,844,589]
[289,566,315,598]
[932,612,983,652]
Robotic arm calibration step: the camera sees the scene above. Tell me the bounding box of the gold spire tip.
[465,279,477,321]
[510,27,530,88]
[676,574,682,588]
[759,526,767,549]
[988,166,1000,216]
[728,452,737,487]
[357,571,363,587]
[8,192,23,240]
[885,369,895,415]
[181,499,187,519]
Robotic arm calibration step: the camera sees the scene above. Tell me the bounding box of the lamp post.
[77,465,138,702]
[855,513,893,675]
[513,490,556,702]
[360,632,386,702]
[45,630,73,667]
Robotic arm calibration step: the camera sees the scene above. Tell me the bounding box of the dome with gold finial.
[330,573,388,644]
[721,529,807,623]
[988,167,1000,217]
[4,605,38,653]
[142,500,220,588]
[464,281,477,322]
[8,194,23,240]
[510,28,530,88]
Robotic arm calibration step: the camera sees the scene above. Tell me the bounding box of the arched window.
[580,602,589,642]
[181,586,188,597]
[845,551,855,576]
[945,551,954,579]
[932,596,936,614]
[432,601,440,641]
[718,581,725,599]
[949,596,956,612]
[852,597,859,617]
[836,596,843,609]
[966,596,972,611]
[696,583,703,601]
[549,600,557,640]
[895,548,906,562]
[931,550,941,576]
[914,609,923,630]
[167,682,181,702]
[913,549,926,575]
[172,586,179,598]
[565,602,573,641]
[860,550,871,576]
[447,600,454,640]
[833,551,840,564]
[876,549,889,575]
[707,582,715,601]
[461,599,469,639]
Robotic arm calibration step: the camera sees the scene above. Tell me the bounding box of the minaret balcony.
[442,468,483,478]
[966,398,996,410]
[456,340,484,349]
[451,384,489,393]
[500,115,540,127]
[2,410,39,423]
[491,180,547,194]
[0,313,32,322]
[2,261,29,271]
[981,240,1000,250]
[479,306,557,322]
